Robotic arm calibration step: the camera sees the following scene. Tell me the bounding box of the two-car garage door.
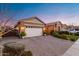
[25,28,43,37]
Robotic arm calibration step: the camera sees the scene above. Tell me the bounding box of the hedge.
[51,31,79,42]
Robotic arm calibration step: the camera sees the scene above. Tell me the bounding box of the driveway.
[0,35,74,56]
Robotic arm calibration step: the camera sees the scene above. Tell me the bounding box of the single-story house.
[44,21,62,34]
[60,24,68,31]
[67,25,79,33]
[15,17,45,38]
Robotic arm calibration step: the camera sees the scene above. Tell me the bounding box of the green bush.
[67,35,79,41]
[20,32,26,37]
[70,37,77,41]
[52,32,60,37]
[51,31,79,42]
[52,32,66,39]
[43,32,48,35]
[60,34,67,39]
[74,32,79,36]
[57,31,69,35]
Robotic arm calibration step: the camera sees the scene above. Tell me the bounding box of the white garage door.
[25,28,43,37]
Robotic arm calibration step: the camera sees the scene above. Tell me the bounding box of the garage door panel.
[25,28,42,37]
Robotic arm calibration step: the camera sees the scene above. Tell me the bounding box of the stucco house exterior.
[44,21,62,34]
[61,24,68,31]
[15,17,45,38]
[67,25,79,33]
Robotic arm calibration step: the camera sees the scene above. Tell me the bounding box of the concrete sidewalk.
[63,39,79,56]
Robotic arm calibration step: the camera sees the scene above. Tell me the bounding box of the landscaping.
[20,32,26,38]
[3,42,32,56]
[51,31,79,42]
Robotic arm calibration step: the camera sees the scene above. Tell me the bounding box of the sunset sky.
[0,3,79,26]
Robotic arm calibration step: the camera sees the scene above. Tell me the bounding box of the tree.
[0,4,16,37]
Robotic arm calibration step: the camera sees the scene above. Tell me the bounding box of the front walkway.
[0,36,74,56]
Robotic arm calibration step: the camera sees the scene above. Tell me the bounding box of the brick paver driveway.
[0,35,74,56]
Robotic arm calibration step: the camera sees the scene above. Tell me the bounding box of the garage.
[15,17,45,38]
[25,28,43,37]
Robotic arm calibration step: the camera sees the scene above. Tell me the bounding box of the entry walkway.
[63,39,79,56]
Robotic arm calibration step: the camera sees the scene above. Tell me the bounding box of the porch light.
[16,27,19,30]
[21,27,25,30]
[43,28,46,31]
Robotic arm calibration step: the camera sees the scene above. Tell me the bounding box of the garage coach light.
[43,28,46,31]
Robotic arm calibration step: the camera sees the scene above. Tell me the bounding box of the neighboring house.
[44,21,62,34]
[15,17,45,37]
[69,29,79,33]
[67,25,75,31]
[67,25,79,33]
[61,24,68,31]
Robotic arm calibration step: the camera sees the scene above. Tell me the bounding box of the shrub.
[51,32,59,37]
[72,36,79,41]
[43,32,49,35]
[3,42,25,56]
[67,35,79,41]
[74,32,79,36]
[21,51,33,56]
[58,31,69,35]
[60,34,67,39]
[69,36,76,41]
[20,32,26,37]
[52,32,67,39]
[51,31,79,42]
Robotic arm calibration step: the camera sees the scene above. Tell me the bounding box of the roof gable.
[21,17,45,25]
[47,21,62,26]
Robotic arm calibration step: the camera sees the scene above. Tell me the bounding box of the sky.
[0,3,79,26]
